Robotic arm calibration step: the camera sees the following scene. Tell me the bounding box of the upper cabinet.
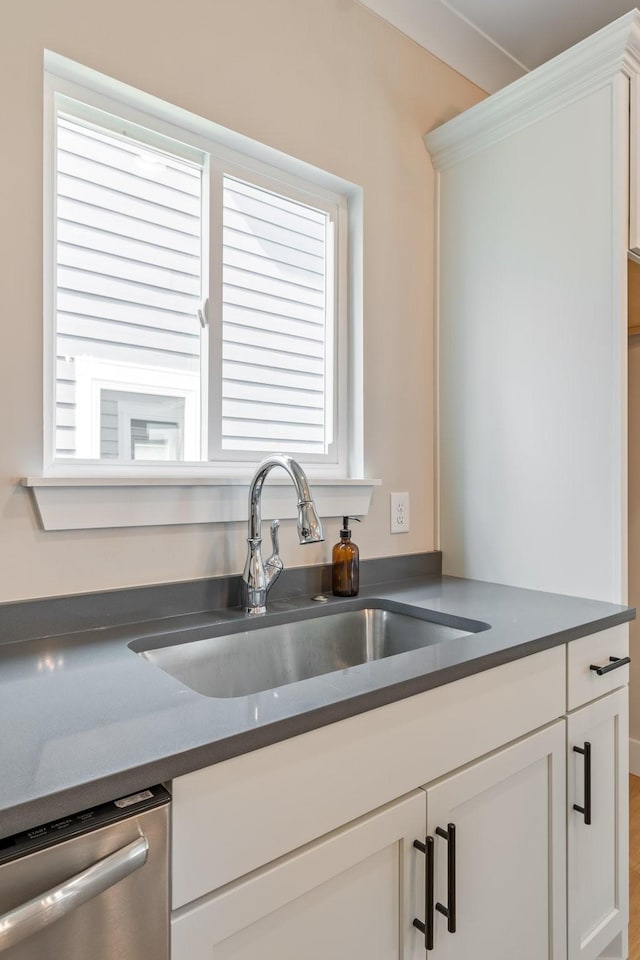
[424,11,640,605]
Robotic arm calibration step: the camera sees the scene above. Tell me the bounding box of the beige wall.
[0,0,482,602]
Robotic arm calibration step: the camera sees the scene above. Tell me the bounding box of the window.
[45,64,353,478]
[55,115,205,464]
[220,175,334,458]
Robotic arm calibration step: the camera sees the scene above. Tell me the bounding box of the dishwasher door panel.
[0,801,168,959]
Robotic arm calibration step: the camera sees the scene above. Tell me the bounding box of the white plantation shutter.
[55,115,204,459]
[221,176,333,456]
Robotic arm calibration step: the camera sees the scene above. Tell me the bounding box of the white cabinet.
[172,647,564,906]
[568,687,629,960]
[424,18,636,605]
[172,725,566,960]
[421,722,566,960]
[172,790,426,960]
[170,630,629,960]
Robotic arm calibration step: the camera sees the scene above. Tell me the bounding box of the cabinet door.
[567,687,628,960]
[171,790,426,960]
[423,721,566,960]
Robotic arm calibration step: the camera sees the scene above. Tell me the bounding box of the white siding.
[55,116,203,459]
[221,176,329,454]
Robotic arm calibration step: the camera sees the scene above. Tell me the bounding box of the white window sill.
[22,476,381,531]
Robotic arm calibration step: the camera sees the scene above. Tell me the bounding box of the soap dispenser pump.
[332,516,361,597]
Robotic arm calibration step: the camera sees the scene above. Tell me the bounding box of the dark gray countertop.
[0,573,633,838]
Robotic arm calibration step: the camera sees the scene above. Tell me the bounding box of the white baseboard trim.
[630,737,640,776]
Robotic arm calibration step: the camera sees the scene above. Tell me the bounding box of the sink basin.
[135,602,488,698]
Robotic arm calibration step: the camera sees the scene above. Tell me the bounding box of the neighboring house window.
[46,75,349,474]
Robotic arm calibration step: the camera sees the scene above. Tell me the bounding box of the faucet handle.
[270,519,280,557]
[265,519,284,592]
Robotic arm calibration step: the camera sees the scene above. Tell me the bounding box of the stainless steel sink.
[135,604,487,699]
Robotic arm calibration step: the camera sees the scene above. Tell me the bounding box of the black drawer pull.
[413,837,434,951]
[572,741,591,825]
[435,823,456,934]
[589,656,630,676]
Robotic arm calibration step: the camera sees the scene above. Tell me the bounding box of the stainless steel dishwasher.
[0,784,170,958]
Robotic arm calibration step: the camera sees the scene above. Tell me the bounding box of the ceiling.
[358,0,639,92]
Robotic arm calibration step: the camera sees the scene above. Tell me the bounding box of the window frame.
[44,65,352,480]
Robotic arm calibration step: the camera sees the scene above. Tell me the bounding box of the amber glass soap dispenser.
[332,516,361,597]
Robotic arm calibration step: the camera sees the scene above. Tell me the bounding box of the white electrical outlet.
[390,492,410,533]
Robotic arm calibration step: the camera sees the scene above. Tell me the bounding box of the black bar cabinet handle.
[435,823,457,934]
[589,655,630,676]
[413,836,434,951]
[572,741,592,825]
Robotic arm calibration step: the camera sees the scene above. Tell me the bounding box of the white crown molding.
[357,0,526,93]
[425,10,640,171]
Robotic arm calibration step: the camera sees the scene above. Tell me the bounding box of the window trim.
[22,474,380,531]
[43,53,359,481]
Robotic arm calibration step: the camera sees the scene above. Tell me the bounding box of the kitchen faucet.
[242,454,324,615]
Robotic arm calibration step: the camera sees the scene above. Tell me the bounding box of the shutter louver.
[55,115,203,459]
[222,176,329,455]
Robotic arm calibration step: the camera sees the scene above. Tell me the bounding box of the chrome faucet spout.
[242,455,324,615]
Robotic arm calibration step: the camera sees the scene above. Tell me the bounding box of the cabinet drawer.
[567,625,629,711]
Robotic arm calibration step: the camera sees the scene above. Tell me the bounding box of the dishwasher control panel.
[0,783,170,865]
